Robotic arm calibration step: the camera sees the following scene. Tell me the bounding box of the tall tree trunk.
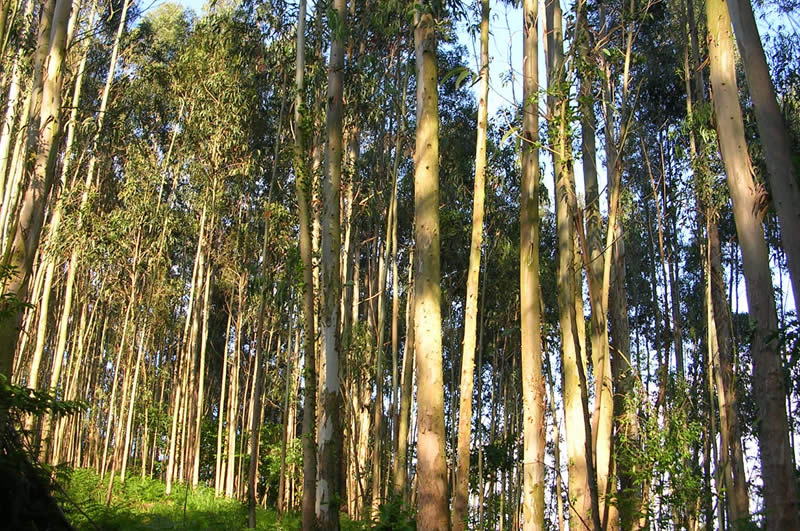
[247,319,269,527]
[106,319,138,506]
[248,74,286,522]
[278,322,298,514]
[545,2,597,528]
[519,0,546,528]
[389,69,406,464]
[706,226,741,525]
[317,0,346,526]
[215,298,232,496]
[476,265,488,524]
[194,261,212,489]
[54,295,94,466]
[413,7,449,529]
[708,220,750,523]
[609,219,643,531]
[249,211,274,527]
[453,1,488,528]
[120,326,147,482]
[393,254,414,500]
[167,203,206,495]
[293,0,317,525]
[3,0,53,241]
[0,0,34,207]
[706,0,800,527]
[26,0,96,400]
[683,1,750,511]
[41,0,130,453]
[544,346,565,531]
[101,239,139,482]
[598,3,640,521]
[226,275,245,498]
[371,160,394,515]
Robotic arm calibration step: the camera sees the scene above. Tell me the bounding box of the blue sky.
[165,0,205,12]
[147,0,205,15]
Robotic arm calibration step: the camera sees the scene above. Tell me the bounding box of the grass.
[59,468,301,530]
[58,468,412,530]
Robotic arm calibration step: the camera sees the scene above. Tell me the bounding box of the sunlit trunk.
[706,0,799,527]
[727,0,800,312]
[453,1,488,527]
[413,7,449,529]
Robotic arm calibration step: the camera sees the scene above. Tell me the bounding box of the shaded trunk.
[708,221,749,523]
[393,254,414,500]
[215,298,233,496]
[294,0,317,525]
[317,0,346,526]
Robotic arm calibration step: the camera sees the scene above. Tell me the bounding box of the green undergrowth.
[60,468,300,530]
[58,468,412,530]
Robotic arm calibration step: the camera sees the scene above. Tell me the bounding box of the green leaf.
[500,126,518,147]
[454,68,473,90]
[441,66,472,89]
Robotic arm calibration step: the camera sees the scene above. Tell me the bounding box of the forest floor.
[58,468,346,530]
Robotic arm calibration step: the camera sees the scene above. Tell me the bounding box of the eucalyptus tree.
[413,0,449,527]
[672,0,750,522]
[453,0,489,527]
[68,1,286,503]
[0,0,54,253]
[726,0,800,312]
[594,0,655,523]
[0,0,35,215]
[544,1,599,527]
[0,0,71,380]
[292,0,317,525]
[317,0,346,527]
[519,0,546,527]
[706,0,799,527]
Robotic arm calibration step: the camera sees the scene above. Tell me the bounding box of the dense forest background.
[0,0,799,529]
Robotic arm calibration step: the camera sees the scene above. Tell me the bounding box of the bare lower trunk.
[413,9,449,529]
[453,1,488,528]
[317,0,345,526]
[293,0,317,526]
[215,302,232,496]
[708,221,749,522]
[120,327,147,482]
[371,161,394,516]
[194,263,212,488]
[226,277,245,498]
[545,2,595,527]
[519,0,546,528]
[393,256,414,500]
